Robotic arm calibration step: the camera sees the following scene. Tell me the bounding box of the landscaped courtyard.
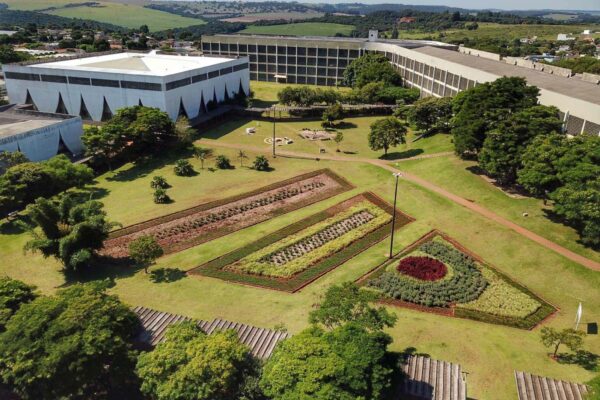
[0,81,598,399]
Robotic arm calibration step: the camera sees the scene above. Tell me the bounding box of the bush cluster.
[277,84,420,107]
[368,239,487,307]
[150,176,169,189]
[173,159,194,176]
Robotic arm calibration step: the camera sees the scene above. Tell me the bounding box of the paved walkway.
[198,139,600,271]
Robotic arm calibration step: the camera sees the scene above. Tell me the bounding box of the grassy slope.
[394,22,600,41]
[240,22,355,37]
[3,0,203,31]
[398,154,600,263]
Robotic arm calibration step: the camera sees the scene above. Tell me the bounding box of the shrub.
[173,159,194,176]
[368,239,487,307]
[150,175,169,189]
[215,155,232,169]
[252,155,270,171]
[153,188,170,204]
[397,256,447,281]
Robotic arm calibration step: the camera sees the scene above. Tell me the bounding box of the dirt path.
[197,139,600,271]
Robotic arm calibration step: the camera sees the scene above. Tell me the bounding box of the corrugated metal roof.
[398,355,467,400]
[515,371,589,400]
[133,306,289,359]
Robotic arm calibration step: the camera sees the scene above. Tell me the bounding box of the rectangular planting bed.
[189,192,414,292]
[101,169,353,258]
[358,230,557,330]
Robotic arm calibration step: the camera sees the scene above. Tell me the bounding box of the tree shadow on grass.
[335,121,358,129]
[379,149,424,160]
[149,268,186,283]
[60,256,144,287]
[557,350,599,371]
[542,209,600,251]
[106,147,195,183]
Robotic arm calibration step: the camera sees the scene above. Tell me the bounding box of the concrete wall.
[581,72,600,84]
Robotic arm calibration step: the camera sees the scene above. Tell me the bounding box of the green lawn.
[1,143,598,399]
[240,22,355,37]
[3,0,203,31]
[398,155,600,263]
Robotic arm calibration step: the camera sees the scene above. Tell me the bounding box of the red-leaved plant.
[397,256,447,281]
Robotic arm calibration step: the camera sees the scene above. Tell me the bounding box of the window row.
[251,73,340,86]
[202,43,361,58]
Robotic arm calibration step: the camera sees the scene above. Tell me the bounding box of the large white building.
[3,51,250,122]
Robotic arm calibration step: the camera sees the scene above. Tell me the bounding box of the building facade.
[201,34,600,136]
[3,51,250,122]
[0,104,83,161]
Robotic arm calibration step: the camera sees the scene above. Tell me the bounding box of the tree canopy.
[309,282,397,332]
[136,322,257,400]
[260,324,393,400]
[0,277,36,330]
[24,194,117,271]
[407,96,453,134]
[0,282,140,399]
[368,116,408,156]
[478,105,562,185]
[451,77,539,157]
[343,53,402,88]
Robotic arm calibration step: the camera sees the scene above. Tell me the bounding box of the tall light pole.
[272,107,276,158]
[389,172,402,259]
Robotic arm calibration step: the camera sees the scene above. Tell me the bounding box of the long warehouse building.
[3,51,250,122]
[201,32,600,136]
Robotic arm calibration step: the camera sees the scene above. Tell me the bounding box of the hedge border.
[188,192,414,293]
[105,169,354,255]
[356,230,558,330]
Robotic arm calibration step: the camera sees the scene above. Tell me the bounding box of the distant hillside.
[0,8,125,31]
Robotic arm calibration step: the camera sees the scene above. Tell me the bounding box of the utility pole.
[272,107,276,158]
[389,172,402,259]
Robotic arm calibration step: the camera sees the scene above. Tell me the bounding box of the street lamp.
[389,172,402,259]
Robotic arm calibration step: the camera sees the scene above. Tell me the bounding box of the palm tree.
[193,146,213,169]
[237,150,248,167]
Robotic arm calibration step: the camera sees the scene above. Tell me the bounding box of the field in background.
[2,0,203,31]
[393,22,600,41]
[240,22,355,37]
[220,11,324,23]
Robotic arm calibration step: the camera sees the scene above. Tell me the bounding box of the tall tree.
[322,103,343,128]
[368,116,407,156]
[451,77,539,157]
[408,96,453,134]
[517,133,568,197]
[343,53,402,88]
[478,105,562,185]
[260,324,393,400]
[23,194,118,271]
[136,322,258,400]
[0,151,28,175]
[0,282,140,399]
[309,282,397,332]
[82,123,126,170]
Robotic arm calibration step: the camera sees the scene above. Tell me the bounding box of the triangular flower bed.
[190,192,414,293]
[357,230,557,329]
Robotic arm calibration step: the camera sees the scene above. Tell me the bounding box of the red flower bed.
[397,256,447,281]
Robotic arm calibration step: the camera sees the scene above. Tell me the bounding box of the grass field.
[0,81,598,399]
[393,22,600,41]
[3,0,203,31]
[240,22,355,37]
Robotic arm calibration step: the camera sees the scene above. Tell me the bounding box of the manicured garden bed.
[101,169,352,258]
[358,231,557,329]
[189,192,414,292]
